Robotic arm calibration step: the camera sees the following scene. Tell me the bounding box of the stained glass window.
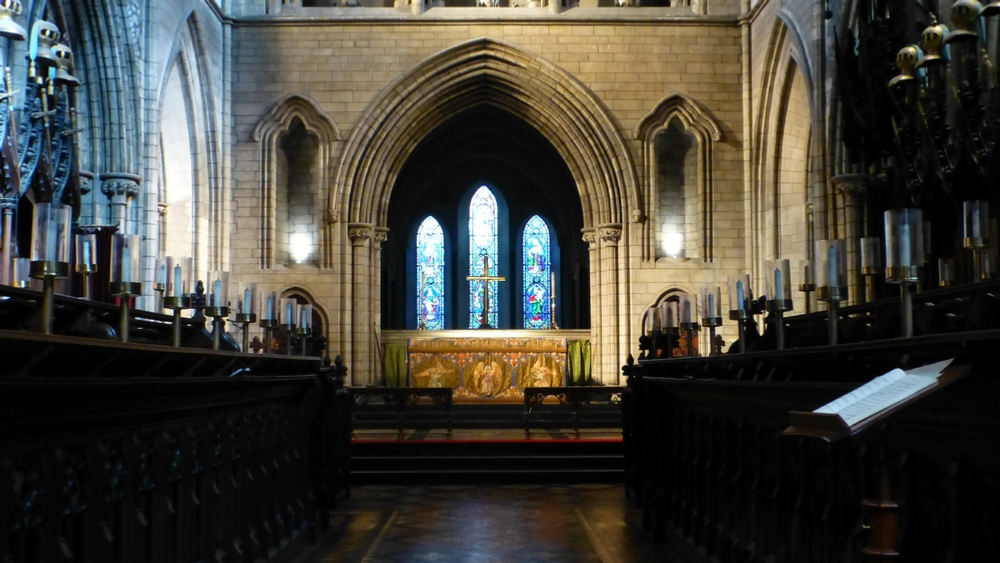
[416,216,445,330]
[469,186,499,328]
[522,215,552,329]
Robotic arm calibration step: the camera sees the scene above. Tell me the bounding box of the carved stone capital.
[347,223,372,246]
[100,173,141,204]
[326,208,340,225]
[832,173,872,206]
[0,197,17,213]
[157,202,168,217]
[598,224,623,245]
[79,170,95,196]
[373,227,389,247]
[581,228,598,249]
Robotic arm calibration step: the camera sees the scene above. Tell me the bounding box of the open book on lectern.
[784,359,959,441]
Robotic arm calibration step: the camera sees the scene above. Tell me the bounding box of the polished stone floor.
[307,484,681,563]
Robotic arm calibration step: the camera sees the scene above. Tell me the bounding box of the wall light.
[663,232,684,258]
[290,233,312,263]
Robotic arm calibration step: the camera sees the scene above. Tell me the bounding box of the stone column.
[100,173,141,232]
[598,224,622,384]
[582,229,599,383]
[0,197,16,285]
[833,174,870,306]
[372,227,389,383]
[348,223,372,385]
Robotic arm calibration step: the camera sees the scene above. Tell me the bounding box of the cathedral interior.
[0,0,999,561]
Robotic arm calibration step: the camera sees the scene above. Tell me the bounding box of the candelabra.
[765,259,792,350]
[109,233,142,343]
[163,256,192,347]
[29,203,71,334]
[728,274,751,354]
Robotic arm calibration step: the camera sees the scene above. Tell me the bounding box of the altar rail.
[623,332,1000,562]
[0,333,352,563]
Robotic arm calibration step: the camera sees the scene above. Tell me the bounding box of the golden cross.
[466,254,505,329]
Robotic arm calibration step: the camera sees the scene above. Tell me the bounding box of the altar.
[379,330,592,402]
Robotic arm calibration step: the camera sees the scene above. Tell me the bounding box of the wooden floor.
[305,484,693,563]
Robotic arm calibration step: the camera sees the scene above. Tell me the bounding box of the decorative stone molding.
[100,173,141,203]
[832,173,872,199]
[157,202,168,217]
[373,227,389,247]
[598,224,623,245]
[581,229,599,248]
[79,170,95,196]
[348,223,373,246]
[630,208,646,224]
[326,208,340,225]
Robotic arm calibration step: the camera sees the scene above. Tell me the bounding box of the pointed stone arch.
[252,94,342,268]
[333,37,640,230]
[634,93,722,263]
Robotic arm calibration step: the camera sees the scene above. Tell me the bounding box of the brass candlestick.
[234,313,257,353]
[259,319,278,355]
[765,298,793,350]
[110,282,142,343]
[798,283,816,314]
[163,295,191,347]
[729,309,748,354]
[701,316,722,356]
[296,325,308,357]
[816,285,847,345]
[205,306,230,351]
[279,323,297,355]
[30,260,70,335]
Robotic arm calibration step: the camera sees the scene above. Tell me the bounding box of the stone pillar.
[598,224,622,384]
[348,223,372,385]
[100,173,141,232]
[833,174,870,306]
[0,197,16,285]
[372,227,389,382]
[582,229,599,383]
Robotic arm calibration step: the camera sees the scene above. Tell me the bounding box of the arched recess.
[334,37,640,230]
[750,16,815,296]
[640,287,700,357]
[253,94,341,269]
[280,285,330,337]
[334,37,639,385]
[634,93,722,263]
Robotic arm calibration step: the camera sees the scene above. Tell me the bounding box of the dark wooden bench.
[523,385,624,439]
[348,386,453,439]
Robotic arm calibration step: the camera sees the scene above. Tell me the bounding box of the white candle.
[736,280,744,310]
[173,265,182,297]
[900,223,911,267]
[82,240,92,266]
[828,246,837,287]
[121,247,131,283]
[708,293,715,318]
[300,307,308,329]
[243,288,252,314]
[285,302,293,324]
[266,295,274,320]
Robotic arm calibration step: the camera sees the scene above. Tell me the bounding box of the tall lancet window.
[468,186,499,328]
[416,217,445,330]
[522,215,552,329]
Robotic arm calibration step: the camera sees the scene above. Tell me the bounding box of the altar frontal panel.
[408,337,567,400]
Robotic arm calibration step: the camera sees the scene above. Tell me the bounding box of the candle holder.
[659,300,680,359]
[163,256,192,347]
[75,233,97,300]
[259,290,279,354]
[962,200,989,281]
[205,271,230,350]
[938,257,955,287]
[109,233,142,343]
[701,286,723,356]
[798,259,815,313]
[816,240,847,346]
[279,296,297,355]
[233,283,259,353]
[30,203,72,334]
[297,303,313,356]
[13,257,32,289]
[153,257,167,310]
[728,274,751,354]
[861,236,882,303]
[765,259,793,350]
[885,209,923,338]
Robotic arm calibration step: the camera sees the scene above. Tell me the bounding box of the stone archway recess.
[332,37,641,385]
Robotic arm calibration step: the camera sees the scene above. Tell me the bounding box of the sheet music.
[811,359,953,428]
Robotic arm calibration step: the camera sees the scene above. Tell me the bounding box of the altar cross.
[466,254,505,329]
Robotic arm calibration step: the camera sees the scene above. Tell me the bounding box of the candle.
[652,307,660,332]
[243,288,252,314]
[82,240,92,266]
[708,293,715,318]
[736,280,744,310]
[173,264,182,297]
[666,302,676,327]
[214,279,222,307]
[827,246,837,287]
[266,295,274,320]
[683,298,692,323]
[300,307,308,329]
[900,223,911,267]
[285,302,293,324]
[775,268,783,300]
[121,247,131,283]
